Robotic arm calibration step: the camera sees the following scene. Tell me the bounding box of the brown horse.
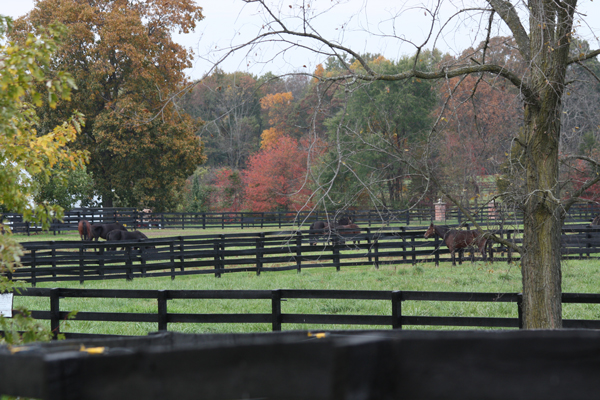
[424,223,488,266]
[78,220,93,241]
[336,223,361,245]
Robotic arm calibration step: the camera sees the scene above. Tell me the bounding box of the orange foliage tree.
[259,92,297,148]
[244,136,316,212]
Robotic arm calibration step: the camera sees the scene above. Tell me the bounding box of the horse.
[106,230,153,251]
[90,222,128,241]
[78,220,93,241]
[424,222,488,266]
[337,215,353,226]
[308,221,329,245]
[336,223,361,245]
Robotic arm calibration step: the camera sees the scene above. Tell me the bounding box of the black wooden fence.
[4,202,600,234]
[11,288,600,339]
[11,226,600,285]
[4,329,600,400]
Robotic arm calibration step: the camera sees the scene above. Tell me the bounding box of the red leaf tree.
[243,136,316,212]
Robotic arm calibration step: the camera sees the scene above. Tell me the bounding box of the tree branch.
[485,0,530,62]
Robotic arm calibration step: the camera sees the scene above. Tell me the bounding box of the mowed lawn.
[12,229,600,335]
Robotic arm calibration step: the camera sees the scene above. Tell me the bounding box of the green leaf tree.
[0,15,87,344]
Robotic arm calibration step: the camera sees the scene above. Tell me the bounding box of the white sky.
[3,0,600,80]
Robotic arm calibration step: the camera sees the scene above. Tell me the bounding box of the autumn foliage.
[259,92,296,148]
[244,136,316,212]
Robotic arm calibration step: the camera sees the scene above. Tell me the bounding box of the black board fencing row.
[4,202,600,234]
[11,226,600,285]
[11,288,600,339]
[5,329,600,400]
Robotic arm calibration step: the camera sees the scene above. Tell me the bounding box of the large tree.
[215,0,600,328]
[13,0,205,210]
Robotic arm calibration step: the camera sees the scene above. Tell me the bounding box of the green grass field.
[11,229,600,336]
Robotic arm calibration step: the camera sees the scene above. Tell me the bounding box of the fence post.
[374,235,380,269]
[517,293,524,329]
[333,244,340,271]
[170,242,176,280]
[366,228,372,263]
[51,244,57,278]
[272,289,282,331]
[157,290,168,332]
[213,236,223,278]
[50,288,60,340]
[296,232,302,273]
[507,232,513,264]
[391,290,403,329]
[78,247,84,284]
[411,235,416,265]
[30,249,37,287]
[179,236,185,272]
[256,233,264,276]
[125,245,133,281]
[434,234,440,266]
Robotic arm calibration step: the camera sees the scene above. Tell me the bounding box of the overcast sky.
[3,0,600,80]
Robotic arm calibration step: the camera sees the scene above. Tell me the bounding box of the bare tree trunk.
[519,0,574,328]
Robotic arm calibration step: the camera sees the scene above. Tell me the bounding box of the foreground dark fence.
[11,226,600,284]
[3,329,600,400]
[4,202,600,234]
[11,288,600,339]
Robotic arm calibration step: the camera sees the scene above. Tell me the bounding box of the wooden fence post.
[31,249,37,287]
[170,242,176,280]
[434,234,440,266]
[51,244,57,278]
[517,293,524,329]
[392,290,402,329]
[125,245,133,281]
[157,290,168,332]
[296,232,302,273]
[256,233,264,276]
[507,232,513,264]
[179,236,185,272]
[374,236,380,269]
[50,288,60,340]
[333,244,340,272]
[411,235,416,265]
[78,247,84,284]
[271,289,282,331]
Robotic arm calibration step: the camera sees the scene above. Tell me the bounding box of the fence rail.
[11,288,600,339]
[4,203,600,234]
[10,226,600,285]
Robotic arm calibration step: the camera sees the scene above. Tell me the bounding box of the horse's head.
[424,223,435,238]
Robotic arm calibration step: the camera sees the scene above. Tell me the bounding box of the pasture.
[11,230,600,336]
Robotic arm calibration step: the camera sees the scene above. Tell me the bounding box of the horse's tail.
[78,220,92,241]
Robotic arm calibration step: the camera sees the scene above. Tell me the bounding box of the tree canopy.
[12,0,206,211]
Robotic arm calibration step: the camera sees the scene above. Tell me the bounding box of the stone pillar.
[434,199,446,222]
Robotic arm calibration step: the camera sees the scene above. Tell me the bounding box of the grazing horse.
[336,223,361,245]
[78,220,93,241]
[308,221,329,245]
[337,215,353,226]
[90,222,128,241]
[106,229,152,251]
[424,223,488,266]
